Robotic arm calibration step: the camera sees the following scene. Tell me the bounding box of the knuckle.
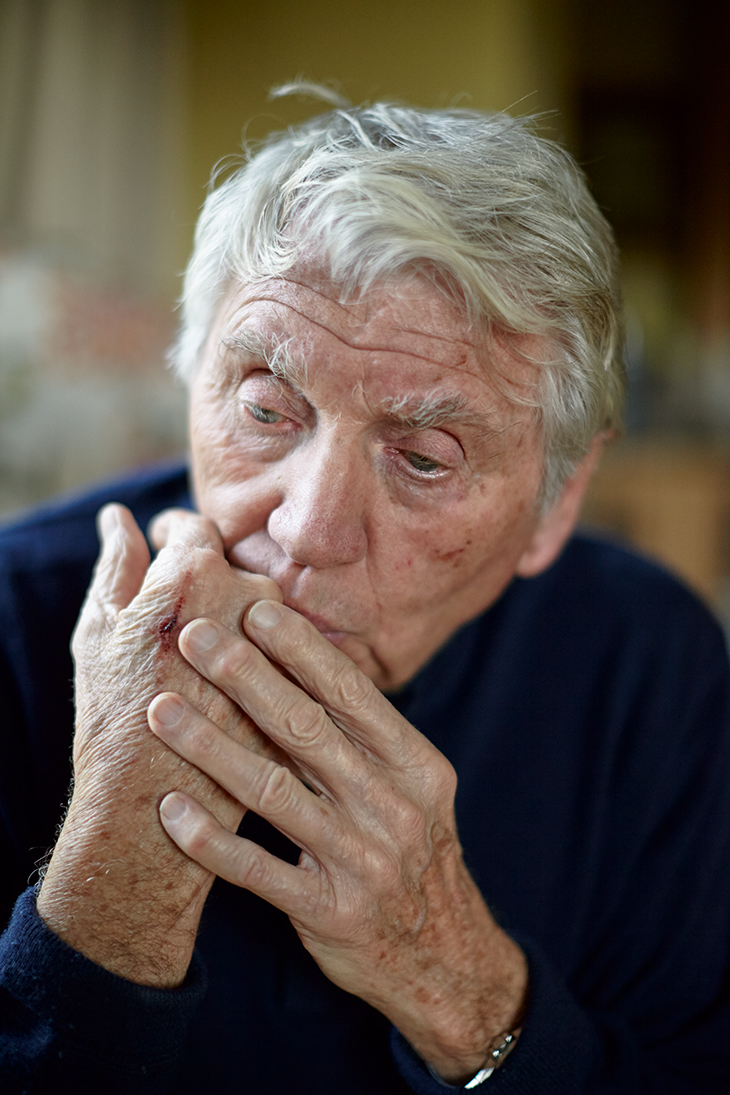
[167,540,219,580]
[71,605,109,661]
[194,543,227,576]
[70,622,86,658]
[177,511,220,546]
[416,748,457,802]
[279,611,318,657]
[194,514,221,544]
[300,885,324,918]
[185,719,217,761]
[362,844,401,889]
[161,539,192,571]
[330,659,373,712]
[217,640,256,681]
[254,575,282,603]
[237,572,282,608]
[238,848,271,890]
[186,813,217,857]
[433,754,458,800]
[389,795,428,847]
[257,763,297,813]
[286,697,328,745]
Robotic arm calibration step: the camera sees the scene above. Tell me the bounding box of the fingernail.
[99,505,120,539]
[153,694,185,728]
[160,793,186,822]
[248,600,282,629]
[186,620,218,652]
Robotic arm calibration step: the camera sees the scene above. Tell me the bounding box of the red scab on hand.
[157,595,185,655]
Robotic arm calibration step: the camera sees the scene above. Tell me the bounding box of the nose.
[266,436,368,569]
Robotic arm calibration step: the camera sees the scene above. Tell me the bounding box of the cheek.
[190,398,222,489]
[381,490,538,614]
[190,397,257,508]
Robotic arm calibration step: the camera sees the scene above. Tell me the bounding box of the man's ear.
[516,435,605,579]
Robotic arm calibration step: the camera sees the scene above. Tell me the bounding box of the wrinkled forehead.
[218,269,472,343]
[210,270,542,402]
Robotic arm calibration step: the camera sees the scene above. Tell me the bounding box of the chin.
[332,635,392,691]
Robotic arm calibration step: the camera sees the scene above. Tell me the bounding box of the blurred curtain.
[0,0,185,291]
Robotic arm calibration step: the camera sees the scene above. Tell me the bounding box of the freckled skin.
[37,510,288,986]
[190,271,547,691]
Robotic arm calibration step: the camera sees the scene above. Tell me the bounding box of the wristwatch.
[426,1029,520,1088]
[464,1031,519,1087]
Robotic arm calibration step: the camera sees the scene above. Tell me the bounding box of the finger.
[148,692,337,853]
[92,503,151,611]
[148,507,224,555]
[149,509,284,610]
[159,791,320,917]
[229,567,285,606]
[245,601,431,769]
[177,619,363,795]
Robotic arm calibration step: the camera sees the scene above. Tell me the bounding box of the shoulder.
[503,532,730,742]
[0,460,191,574]
[521,530,727,649]
[0,461,193,886]
[0,460,192,678]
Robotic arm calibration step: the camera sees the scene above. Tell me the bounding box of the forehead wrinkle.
[276,274,471,335]
[228,290,477,373]
[374,322,475,354]
[280,304,465,369]
[278,276,478,355]
[277,276,361,319]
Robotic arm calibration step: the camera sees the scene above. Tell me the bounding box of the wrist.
[426,1029,521,1088]
[398,929,527,1084]
[38,801,214,987]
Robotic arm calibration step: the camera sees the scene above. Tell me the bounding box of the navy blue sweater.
[1,463,729,1093]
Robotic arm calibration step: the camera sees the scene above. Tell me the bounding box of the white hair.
[172,91,625,506]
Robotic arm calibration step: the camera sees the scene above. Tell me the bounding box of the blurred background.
[1,0,729,632]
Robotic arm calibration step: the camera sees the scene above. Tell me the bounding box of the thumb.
[91,503,151,612]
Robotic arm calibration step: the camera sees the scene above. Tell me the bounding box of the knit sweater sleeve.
[0,888,205,1094]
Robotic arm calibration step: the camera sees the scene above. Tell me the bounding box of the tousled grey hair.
[172,91,625,507]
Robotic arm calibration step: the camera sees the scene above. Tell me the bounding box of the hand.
[148,600,527,1082]
[38,504,284,986]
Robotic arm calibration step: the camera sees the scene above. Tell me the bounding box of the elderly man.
[0,98,729,1094]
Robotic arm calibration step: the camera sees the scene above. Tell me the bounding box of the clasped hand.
[147,555,527,1082]
[37,503,286,986]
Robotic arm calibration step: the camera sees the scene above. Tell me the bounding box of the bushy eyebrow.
[222,330,308,387]
[378,392,498,433]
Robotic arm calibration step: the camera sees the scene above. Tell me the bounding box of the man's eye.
[404,450,442,474]
[245,403,285,425]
